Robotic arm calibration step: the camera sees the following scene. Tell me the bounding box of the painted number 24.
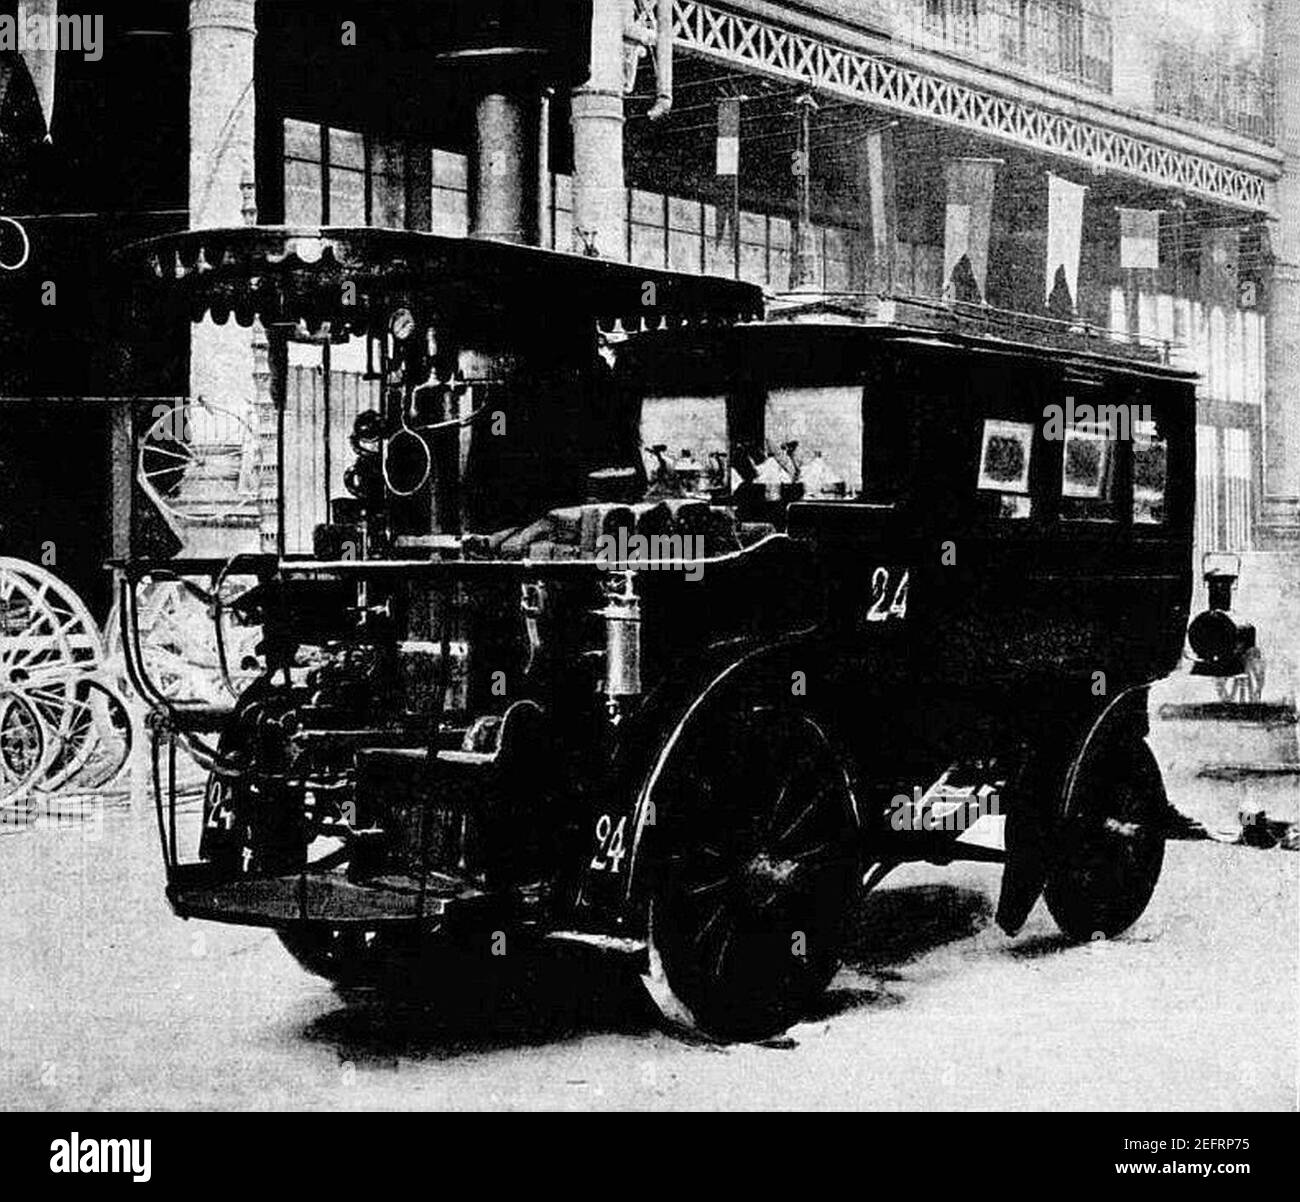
[590,814,629,873]
[866,567,910,623]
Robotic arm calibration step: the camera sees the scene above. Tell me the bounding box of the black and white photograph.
[0,0,1296,1162]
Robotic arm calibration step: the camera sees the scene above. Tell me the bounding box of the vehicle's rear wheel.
[1044,735,1166,942]
[642,705,860,1042]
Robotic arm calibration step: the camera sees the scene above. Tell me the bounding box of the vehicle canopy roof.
[617,304,1200,397]
[118,226,765,345]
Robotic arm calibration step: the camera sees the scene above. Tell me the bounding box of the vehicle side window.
[1060,415,1120,523]
[765,386,864,499]
[1132,418,1167,526]
[639,394,730,491]
[976,419,1034,520]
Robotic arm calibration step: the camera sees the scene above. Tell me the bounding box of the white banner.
[1046,173,1087,307]
[1119,207,1161,271]
[943,157,999,302]
[17,1,58,135]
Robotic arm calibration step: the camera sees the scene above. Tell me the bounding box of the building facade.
[1,0,1296,582]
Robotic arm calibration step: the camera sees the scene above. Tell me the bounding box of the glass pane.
[766,387,864,498]
[329,167,366,225]
[1063,429,1111,499]
[284,118,321,163]
[668,229,701,274]
[284,160,322,225]
[1061,418,1119,522]
[630,222,664,268]
[1133,420,1168,526]
[329,127,365,171]
[640,396,729,493]
[667,196,701,234]
[430,187,468,237]
[630,189,663,224]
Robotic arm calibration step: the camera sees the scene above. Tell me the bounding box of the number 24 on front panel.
[866,567,910,624]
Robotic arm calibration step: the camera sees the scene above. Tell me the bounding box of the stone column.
[469,92,542,245]
[188,0,259,554]
[570,0,627,260]
[1262,0,1300,544]
[190,0,257,228]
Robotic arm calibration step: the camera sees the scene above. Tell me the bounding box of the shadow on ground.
[296,882,998,1062]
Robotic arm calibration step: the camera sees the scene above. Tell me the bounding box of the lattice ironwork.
[672,1,1271,211]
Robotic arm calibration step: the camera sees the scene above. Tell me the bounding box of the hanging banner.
[943,157,999,303]
[716,96,740,177]
[864,126,897,295]
[1045,173,1087,310]
[1200,223,1241,305]
[16,1,58,137]
[1118,208,1161,271]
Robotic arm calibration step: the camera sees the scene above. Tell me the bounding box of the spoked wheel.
[277,926,428,989]
[200,771,425,988]
[32,678,134,794]
[0,559,107,797]
[137,401,261,532]
[0,692,49,806]
[1045,735,1167,942]
[106,580,262,708]
[643,705,860,1042]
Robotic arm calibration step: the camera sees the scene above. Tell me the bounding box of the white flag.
[1119,208,1161,271]
[1046,173,1087,306]
[19,0,58,135]
[943,158,1000,302]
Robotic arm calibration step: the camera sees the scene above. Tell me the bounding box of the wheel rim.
[137,402,261,528]
[33,678,133,793]
[1050,741,1165,939]
[0,692,49,804]
[648,706,859,1037]
[105,581,262,707]
[0,560,106,796]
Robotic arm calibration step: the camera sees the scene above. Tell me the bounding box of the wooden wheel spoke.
[771,777,836,848]
[686,874,734,899]
[143,438,194,462]
[691,897,732,949]
[646,708,858,1040]
[709,926,737,985]
[785,839,838,867]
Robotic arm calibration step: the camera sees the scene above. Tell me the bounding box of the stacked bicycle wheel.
[0,559,133,809]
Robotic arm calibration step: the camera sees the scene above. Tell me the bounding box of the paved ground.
[1,745,1294,1111]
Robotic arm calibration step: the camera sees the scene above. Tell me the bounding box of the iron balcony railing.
[891,0,1114,94]
[1153,44,1276,145]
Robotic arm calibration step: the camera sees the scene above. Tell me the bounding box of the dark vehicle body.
[118,227,1195,1040]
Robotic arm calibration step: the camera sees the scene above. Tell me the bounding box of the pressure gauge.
[389,308,416,342]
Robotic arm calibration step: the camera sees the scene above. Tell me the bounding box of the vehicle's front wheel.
[642,705,860,1041]
[1044,735,1167,942]
[277,925,427,988]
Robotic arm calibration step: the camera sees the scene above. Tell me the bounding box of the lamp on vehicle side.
[598,571,642,724]
[1187,553,1256,677]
